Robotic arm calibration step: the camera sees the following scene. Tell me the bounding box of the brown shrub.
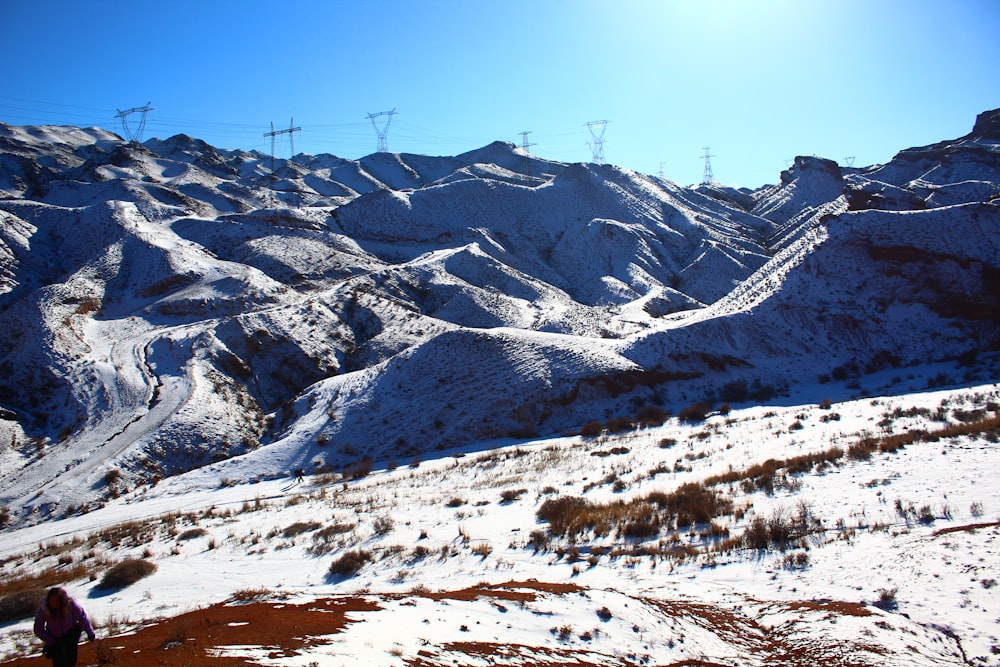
[328,550,372,578]
[635,404,670,427]
[537,496,593,536]
[660,482,733,528]
[282,521,322,538]
[0,588,46,623]
[677,401,713,423]
[98,559,157,590]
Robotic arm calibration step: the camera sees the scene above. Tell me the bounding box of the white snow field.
[1,370,998,665]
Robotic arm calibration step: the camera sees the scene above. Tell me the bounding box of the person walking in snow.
[33,587,96,667]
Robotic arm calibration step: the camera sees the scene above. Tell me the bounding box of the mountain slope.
[0,110,997,525]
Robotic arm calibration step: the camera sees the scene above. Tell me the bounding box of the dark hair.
[45,587,69,618]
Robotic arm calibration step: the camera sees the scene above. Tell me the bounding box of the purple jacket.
[33,597,95,645]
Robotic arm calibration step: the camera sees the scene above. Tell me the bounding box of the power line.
[0,95,111,113]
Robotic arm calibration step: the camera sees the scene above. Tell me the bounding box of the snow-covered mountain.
[0,110,998,666]
[0,110,997,524]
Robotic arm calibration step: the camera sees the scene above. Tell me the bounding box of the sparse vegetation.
[536,482,732,540]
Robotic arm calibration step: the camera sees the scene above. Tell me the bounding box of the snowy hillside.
[0,108,997,665]
[0,108,997,523]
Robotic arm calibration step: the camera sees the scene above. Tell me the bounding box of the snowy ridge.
[0,109,998,665]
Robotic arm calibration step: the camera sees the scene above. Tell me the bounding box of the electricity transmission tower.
[114,102,153,143]
[367,109,397,152]
[518,130,536,174]
[700,147,716,185]
[518,131,536,153]
[264,118,301,174]
[844,156,856,168]
[585,120,609,164]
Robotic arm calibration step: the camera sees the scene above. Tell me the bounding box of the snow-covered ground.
[1,111,998,665]
[2,367,997,665]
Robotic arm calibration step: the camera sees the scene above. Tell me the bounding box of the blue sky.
[2,0,998,187]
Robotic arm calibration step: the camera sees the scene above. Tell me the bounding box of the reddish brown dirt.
[1,581,583,667]
[3,596,379,666]
[785,600,873,617]
[416,579,584,602]
[0,582,893,667]
[933,520,1000,536]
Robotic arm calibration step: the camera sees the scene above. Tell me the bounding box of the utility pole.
[585,120,609,164]
[367,109,397,152]
[114,102,153,143]
[700,147,716,185]
[264,117,301,174]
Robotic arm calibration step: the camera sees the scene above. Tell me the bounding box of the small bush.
[635,404,670,427]
[470,542,493,558]
[743,517,771,550]
[917,505,936,524]
[373,516,395,535]
[328,550,372,578]
[283,521,322,538]
[781,551,810,570]
[677,401,713,423]
[580,421,604,437]
[0,588,46,623]
[660,482,732,528]
[342,456,374,479]
[605,416,634,433]
[177,528,207,541]
[99,559,157,590]
[529,529,551,552]
[500,488,528,504]
[719,380,748,404]
[874,587,898,610]
[230,587,274,602]
[537,496,592,536]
